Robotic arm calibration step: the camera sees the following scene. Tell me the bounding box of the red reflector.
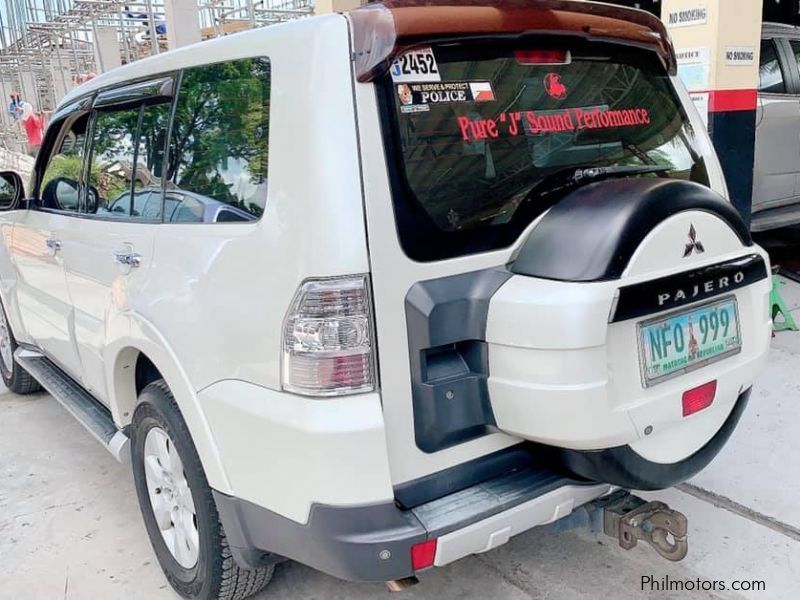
[411,539,437,570]
[682,381,717,417]
[514,49,569,65]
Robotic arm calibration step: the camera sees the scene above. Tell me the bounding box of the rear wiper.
[533,164,671,199]
[502,164,671,229]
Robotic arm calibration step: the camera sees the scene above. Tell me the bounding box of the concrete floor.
[2,281,800,599]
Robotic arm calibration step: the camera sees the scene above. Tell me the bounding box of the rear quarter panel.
[97,15,374,501]
[139,14,369,393]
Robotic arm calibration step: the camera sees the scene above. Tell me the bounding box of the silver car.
[755,23,800,231]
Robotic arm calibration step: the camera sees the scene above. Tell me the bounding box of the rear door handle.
[45,238,61,255]
[113,252,141,268]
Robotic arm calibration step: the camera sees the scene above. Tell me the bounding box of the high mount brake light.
[514,49,571,65]
[282,276,376,397]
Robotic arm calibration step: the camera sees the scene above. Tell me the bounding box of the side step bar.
[14,349,130,463]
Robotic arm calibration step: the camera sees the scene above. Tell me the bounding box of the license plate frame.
[637,295,742,388]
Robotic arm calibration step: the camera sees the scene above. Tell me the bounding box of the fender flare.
[103,312,232,495]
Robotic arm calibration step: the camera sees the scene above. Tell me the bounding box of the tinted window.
[87,102,169,220]
[788,40,800,85]
[133,103,170,218]
[88,107,141,216]
[164,195,181,221]
[216,208,251,222]
[760,39,786,93]
[166,58,270,221]
[171,196,205,223]
[40,115,88,212]
[383,42,711,261]
[108,189,155,217]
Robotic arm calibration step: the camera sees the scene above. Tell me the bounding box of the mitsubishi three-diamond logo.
[683,224,705,257]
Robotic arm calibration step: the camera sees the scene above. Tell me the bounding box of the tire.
[131,380,274,600]
[0,299,42,395]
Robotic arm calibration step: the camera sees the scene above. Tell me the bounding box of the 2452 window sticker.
[390,47,441,83]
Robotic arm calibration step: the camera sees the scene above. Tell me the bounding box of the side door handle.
[113,251,142,268]
[45,238,61,255]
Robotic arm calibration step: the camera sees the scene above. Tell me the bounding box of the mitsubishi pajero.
[0,2,772,599]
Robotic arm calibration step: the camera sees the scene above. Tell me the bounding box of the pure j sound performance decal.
[457,106,652,142]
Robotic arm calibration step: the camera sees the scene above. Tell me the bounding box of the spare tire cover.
[510,178,751,282]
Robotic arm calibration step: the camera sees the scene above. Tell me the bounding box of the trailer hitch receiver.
[597,491,688,561]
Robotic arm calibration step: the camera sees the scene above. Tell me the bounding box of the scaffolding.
[0,0,313,152]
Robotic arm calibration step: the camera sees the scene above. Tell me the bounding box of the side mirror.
[41,176,79,211]
[0,171,25,211]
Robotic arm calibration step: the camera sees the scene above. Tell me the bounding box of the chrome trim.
[45,238,62,254]
[114,252,142,268]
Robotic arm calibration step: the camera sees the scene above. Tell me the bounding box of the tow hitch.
[596,490,688,562]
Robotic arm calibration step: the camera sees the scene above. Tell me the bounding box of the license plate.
[638,297,741,386]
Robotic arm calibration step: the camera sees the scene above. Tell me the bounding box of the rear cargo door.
[354,38,720,486]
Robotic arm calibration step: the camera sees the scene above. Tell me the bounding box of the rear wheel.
[0,300,42,395]
[131,380,274,600]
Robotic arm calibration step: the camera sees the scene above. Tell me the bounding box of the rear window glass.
[381,41,711,262]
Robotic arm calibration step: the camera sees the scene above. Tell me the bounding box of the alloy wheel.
[143,426,200,569]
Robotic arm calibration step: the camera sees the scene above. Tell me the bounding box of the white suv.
[0,2,772,599]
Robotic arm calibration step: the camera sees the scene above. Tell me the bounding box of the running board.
[14,349,130,464]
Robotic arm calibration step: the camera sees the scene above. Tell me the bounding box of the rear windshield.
[380,41,710,262]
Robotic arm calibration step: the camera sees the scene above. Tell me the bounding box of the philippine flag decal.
[469,81,496,102]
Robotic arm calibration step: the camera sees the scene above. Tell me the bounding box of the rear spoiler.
[350,0,676,82]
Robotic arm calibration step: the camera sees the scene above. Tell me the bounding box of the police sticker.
[391,47,441,82]
[397,82,496,106]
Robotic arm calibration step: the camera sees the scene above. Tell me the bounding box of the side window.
[171,196,205,223]
[167,58,270,222]
[215,208,252,223]
[760,39,787,94]
[88,107,140,217]
[788,40,800,87]
[39,115,89,212]
[134,102,170,216]
[164,194,182,221]
[87,101,169,220]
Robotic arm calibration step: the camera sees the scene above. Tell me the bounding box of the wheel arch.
[105,317,232,495]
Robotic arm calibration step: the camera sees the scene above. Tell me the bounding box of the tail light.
[282,275,376,397]
[682,381,717,417]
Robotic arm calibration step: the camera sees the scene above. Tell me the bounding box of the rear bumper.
[214,466,611,581]
[214,491,426,581]
[547,387,752,490]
